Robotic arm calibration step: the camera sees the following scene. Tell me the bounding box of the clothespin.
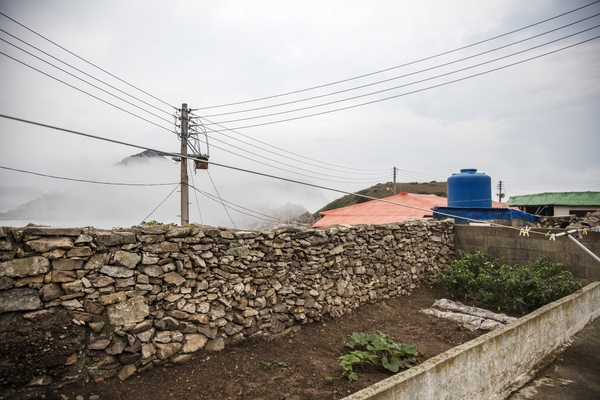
[596,226,600,233]
[519,226,531,237]
[583,228,588,235]
[549,233,556,241]
[545,231,552,237]
[577,230,583,239]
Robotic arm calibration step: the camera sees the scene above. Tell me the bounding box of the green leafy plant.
[260,360,288,372]
[327,332,417,381]
[439,251,582,313]
[140,220,158,226]
[277,362,289,372]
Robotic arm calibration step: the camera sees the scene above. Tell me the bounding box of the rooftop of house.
[312,192,506,228]
[505,191,600,207]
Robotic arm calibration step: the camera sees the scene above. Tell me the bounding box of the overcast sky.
[0,0,599,227]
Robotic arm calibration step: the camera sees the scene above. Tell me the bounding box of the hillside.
[313,181,447,219]
[0,186,44,213]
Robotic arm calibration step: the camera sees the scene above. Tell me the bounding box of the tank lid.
[459,168,478,174]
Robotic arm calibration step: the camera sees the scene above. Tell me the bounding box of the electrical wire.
[0,154,295,228]
[189,167,204,224]
[4,8,594,183]
[205,169,237,229]
[0,51,175,133]
[0,11,176,110]
[140,184,181,224]
[203,140,391,184]
[499,180,600,197]
[186,18,600,175]
[204,33,600,132]
[193,114,391,174]
[192,110,391,185]
[0,28,173,117]
[188,184,309,227]
[0,37,174,125]
[192,131,393,183]
[1,7,596,189]
[0,113,560,235]
[202,27,600,128]
[0,165,178,186]
[193,0,600,110]
[175,8,600,177]
[200,13,600,119]
[187,115,392,187]
[194,117,391,176]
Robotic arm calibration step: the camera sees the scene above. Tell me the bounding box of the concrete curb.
[343,282,600,400]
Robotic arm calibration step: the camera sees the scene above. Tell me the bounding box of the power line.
[194,131,393,183]
[194,117,391,176]
[200,12,600,119]
[206,169,237,228]
[0,51,175,133]
[4,9,592,182]
[0,28,173,117]
[504,180,600,186]
[183,117,393,185]
[202,27,600,128]
[1,7,596,193]
[189,168,204,225]
[193,1,600,111]
[0,11,176,110]
[0,145,266,228]
[0,113,556,234]
[0,165,178,186]
[205,33,600,132]
[203,139,391,184]
[140,184,181,224]
[188,184,309,227]
[194,114,391,174]
[0,37,173,125]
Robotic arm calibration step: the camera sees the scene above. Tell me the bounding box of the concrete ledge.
[343,282,600,400]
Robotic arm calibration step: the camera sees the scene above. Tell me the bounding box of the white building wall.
[554,205,600,216]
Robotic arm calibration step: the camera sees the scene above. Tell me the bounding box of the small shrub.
[439,251,582,313]
[327,332,417,381]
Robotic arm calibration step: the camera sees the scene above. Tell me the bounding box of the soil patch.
[5,284,487,400]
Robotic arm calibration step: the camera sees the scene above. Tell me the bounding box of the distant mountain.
[0,190,73,220]
[116,150,168,166]
[0,186,44,213]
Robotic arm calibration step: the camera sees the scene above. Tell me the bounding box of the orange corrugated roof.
[311,192,506,227]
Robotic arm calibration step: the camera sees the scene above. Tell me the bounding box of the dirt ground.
[6,284,487,400]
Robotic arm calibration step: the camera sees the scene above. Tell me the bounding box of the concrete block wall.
[454,225,600,284]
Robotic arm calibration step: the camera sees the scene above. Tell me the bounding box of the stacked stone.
[0,220,453,384]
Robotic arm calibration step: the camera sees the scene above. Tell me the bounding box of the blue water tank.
[447,168,492,208]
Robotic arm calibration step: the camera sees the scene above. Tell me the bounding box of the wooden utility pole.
[393,167,397,195]
[180,103,189,226]
[497,181,504,203]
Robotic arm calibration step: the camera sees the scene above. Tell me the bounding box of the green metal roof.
[505,191,600,207]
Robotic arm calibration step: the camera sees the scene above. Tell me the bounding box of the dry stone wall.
[0,221,453,387]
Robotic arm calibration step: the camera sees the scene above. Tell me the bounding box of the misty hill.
[313,181,447,219]
[116,150,167,166]
[0,187,138,222]
[0,156,332,229]
[0,186,44,213]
